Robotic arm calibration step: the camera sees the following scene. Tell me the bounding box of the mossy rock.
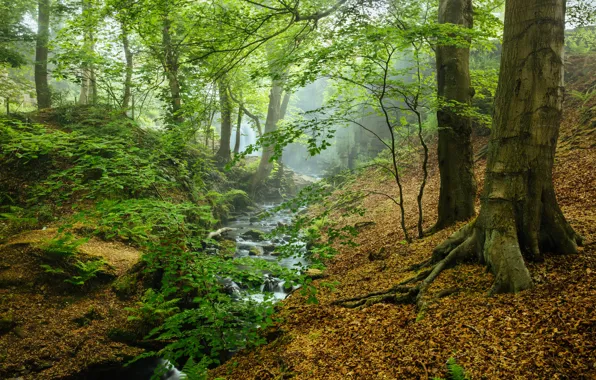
[111,272,138,299]
[241,229,266,241]
[248,246,263,256]
[262,244,276,254]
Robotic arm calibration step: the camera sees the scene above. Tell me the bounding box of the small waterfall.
[261,274,286,293]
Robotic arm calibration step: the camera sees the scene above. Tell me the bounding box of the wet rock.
[262,244,276,254]
[248,246,263,256]
[217,277,242,296]
[241,229,266,241]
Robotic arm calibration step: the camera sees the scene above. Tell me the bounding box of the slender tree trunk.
[434,0,582,294]
[78,0,95,105]
[90,37,97,104]
[251,78,284,190]
[121,27,133,109]
[280,90,290,119]
[216,79,232,163]
[79,70,90,104]
[162,16,182,123]
[432,0,477,231]
[277,90,291,170]
[35,0,51,109]
[234,104,243,155]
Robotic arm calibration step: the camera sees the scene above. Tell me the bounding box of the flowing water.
[98,201,306,379]
[223,202,307,300]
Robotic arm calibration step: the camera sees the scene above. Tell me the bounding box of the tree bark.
[234,104,243,155]
[121,26,133,109]
[433,0,582,294]
[35,0,51,109]
[90,36,97,104]
[78,0,96,105]
[216,78,232,163]
[162,16,182,123]
[280,90,290,119]
[277,90,291,169]
[432,0,477,231]
[251,78,284,190]
[79,72,90,104]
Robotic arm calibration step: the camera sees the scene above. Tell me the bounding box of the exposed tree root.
[399,268,432,285]
[331,285,418,309]
[334,198,584,309]
[333,239,475,310]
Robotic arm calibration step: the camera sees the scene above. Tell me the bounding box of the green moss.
[112,272,138,299]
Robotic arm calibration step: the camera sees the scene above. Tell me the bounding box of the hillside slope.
[211,54,596,379]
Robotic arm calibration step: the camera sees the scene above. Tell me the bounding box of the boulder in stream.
[248,246,263,256]
[241,229,266,241]
[262,244,276,254]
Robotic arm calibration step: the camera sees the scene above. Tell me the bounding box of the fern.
[432,357,469,380]
[447,357,468,380]
[64,258,107,286]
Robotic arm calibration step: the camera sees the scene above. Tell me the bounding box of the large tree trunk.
[216,78,232,163]
[121,26,133,109]
[432,0,477,231]
[35,0,51,109]
[433,0,582,294]
[162,16,182,123]
[335,0,584,310]
[251,78,285,190]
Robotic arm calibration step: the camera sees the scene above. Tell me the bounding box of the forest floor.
[210,55,596,379]
[0,230,144,379]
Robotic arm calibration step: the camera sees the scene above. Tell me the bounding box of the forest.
[0,0,595,378]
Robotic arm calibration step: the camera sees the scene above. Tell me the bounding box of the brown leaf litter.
[210,62,596,379]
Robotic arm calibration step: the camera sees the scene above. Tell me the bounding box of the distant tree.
[35,0,51,109]
[216,76,232,163]
[251,73,289,192]
[234,104,243,155]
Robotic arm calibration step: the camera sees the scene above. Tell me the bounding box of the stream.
[222,202,307,300]
[97,201,307,379]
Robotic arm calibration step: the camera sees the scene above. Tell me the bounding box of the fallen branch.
[207,227,234,240]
